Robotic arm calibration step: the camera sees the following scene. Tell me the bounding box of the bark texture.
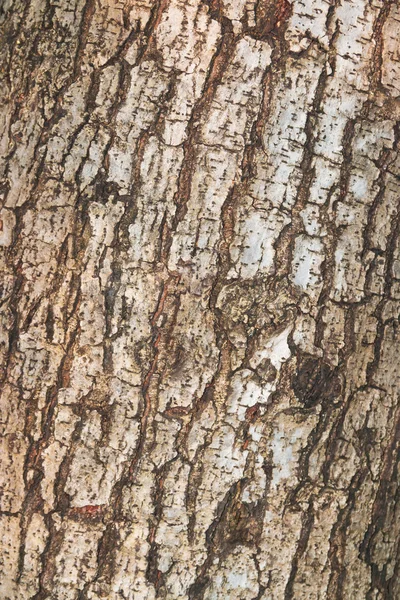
[0,0,400,598]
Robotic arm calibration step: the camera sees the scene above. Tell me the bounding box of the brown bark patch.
[292,355,342,408]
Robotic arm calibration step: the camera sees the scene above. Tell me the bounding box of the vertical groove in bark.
[0,0,399,599]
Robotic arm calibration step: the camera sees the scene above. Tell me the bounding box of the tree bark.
[0,0,399,598]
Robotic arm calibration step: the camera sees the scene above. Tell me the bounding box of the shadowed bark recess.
[0,0,399,599]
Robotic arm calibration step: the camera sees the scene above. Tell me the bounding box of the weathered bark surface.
[0,0,399,598]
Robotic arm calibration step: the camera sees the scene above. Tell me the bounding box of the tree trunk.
[0,0,399,598]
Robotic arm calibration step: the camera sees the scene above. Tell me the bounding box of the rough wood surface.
[0,0,399,598]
